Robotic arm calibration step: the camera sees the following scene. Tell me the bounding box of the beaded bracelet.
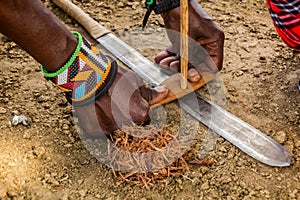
[41,31,118,106]
[41,32,82,78]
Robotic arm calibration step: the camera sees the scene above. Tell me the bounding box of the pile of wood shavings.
[108,124,213,188]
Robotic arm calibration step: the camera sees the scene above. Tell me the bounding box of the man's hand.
[155,0,224,82]
[74,67,168,138]
[0,0,168,138]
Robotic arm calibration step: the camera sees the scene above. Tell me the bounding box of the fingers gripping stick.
[52,0,215,107]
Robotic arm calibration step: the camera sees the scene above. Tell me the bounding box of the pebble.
[11,115,32,126]
[11,110,19,115]
[23,129,32,139]
[62,124,69,130]
[176,179,182,186]
[200,166,210,174]
[273,131,287,144]
[44,174,59,186]
[253,103,261,109]
[220,175,232,184]
[33,146,46,158]
[7,191,18,198]
[116,2,125,8]
[234,70,244,77]
[200,181,210,190]
[238,181,247,189]
[64,144,73,148]
[0,107,7,114]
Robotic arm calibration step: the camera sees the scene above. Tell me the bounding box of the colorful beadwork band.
[41,32,118,106]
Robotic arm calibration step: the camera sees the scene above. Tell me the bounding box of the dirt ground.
[0,0,299,199]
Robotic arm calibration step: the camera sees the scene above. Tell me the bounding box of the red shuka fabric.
[266,0,300,51]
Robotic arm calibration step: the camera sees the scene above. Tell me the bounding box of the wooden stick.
[180,0,189,89]
[52,0,110,39]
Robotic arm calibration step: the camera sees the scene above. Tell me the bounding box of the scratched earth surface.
[0,0,299,199]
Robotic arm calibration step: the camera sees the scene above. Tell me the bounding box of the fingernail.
[188,69,200,82]
[189,69,200,77]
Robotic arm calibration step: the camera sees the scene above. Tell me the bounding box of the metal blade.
[180,93,291,167]
[97,33,168,86]
[96,33,291,167]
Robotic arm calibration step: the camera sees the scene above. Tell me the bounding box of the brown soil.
[0,0,299,199]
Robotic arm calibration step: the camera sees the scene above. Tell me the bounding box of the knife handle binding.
[52,0,110,39]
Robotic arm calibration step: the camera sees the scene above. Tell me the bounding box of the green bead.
[41,31,83,78]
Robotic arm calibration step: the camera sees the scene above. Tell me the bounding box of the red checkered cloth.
[266,0,300,51]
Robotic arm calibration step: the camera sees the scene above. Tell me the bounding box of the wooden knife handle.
[52,0,110,39]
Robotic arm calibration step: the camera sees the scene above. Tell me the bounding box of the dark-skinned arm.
[0,0,168,137]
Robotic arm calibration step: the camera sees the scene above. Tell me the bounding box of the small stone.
[7,191,18,198]
[62,124,69,130]
[33,146,46,158]
[253,103,261,109]
[234,70,244,77]
[253,71,260,78]
[64,144,72,148]
[220,175,232,184]
[200,181,210,190]
[0,107,7,114]
[176,179,182,185]
[23,130,32,139]
[239,181,246,189]
[117,2,125,7]
[11,115,32,126]
[200,167,209,174]
[273,131,287,144]
[45,174,59,186]
[270,33,278,38]
[11,110,19,115]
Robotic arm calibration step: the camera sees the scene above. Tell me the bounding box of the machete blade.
[96,33,291,167]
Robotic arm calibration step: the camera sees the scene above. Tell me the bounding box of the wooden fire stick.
[180,0,189,89]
